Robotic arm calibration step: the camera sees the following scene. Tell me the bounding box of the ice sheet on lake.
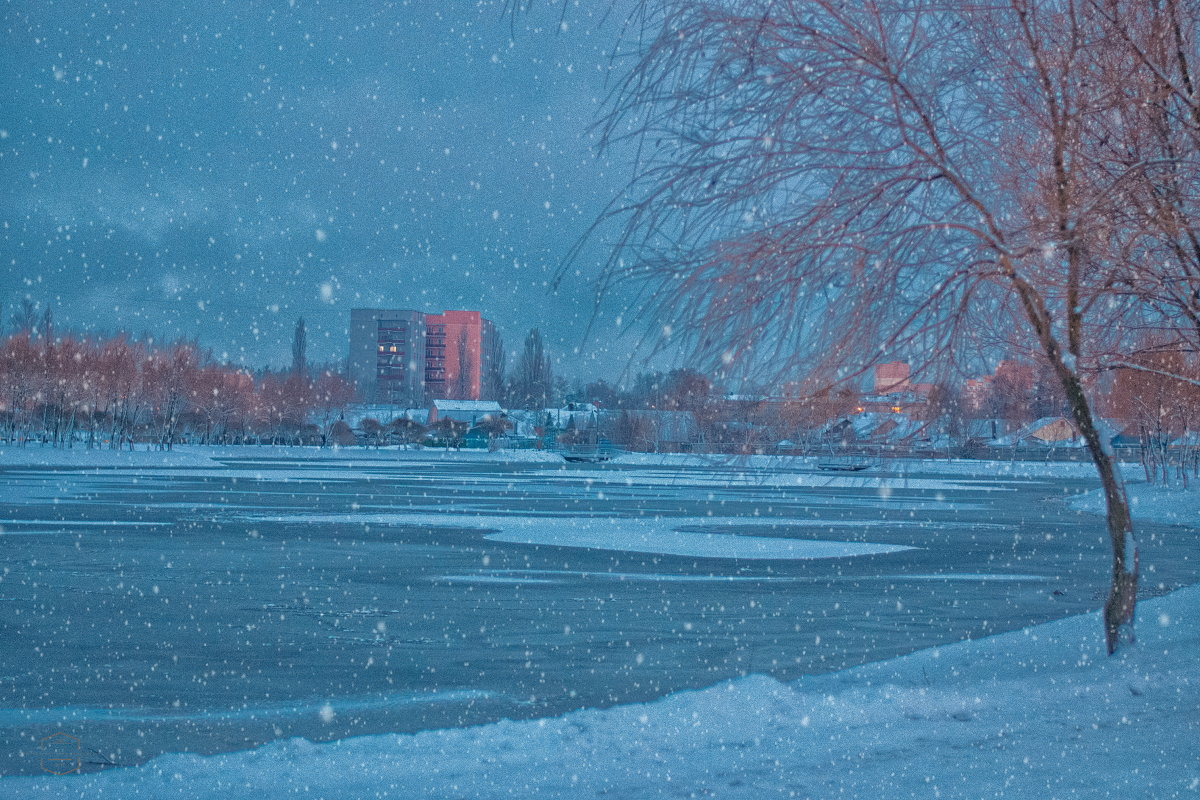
[240,511,916,560]
[877,572,1043,581]
[434,569,1044,585]
[0,689,499,727]
[0,520,171,535]
[0,520,169,527]
[482,520,913,560]
[437,575,562,585]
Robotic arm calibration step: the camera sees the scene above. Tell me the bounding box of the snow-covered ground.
[0,443,1119,476]
[184,444,565,464]
[0,444,564,468]
[1071,478,1200,529]
[0,446,223,468]
[609,451,1110,479]
[6,584,1196,799]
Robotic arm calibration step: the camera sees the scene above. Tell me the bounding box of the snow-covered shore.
[5,583,1196,799]
[0,446,223,468]
[1071,479,1200,530]
[1,443,1122,478]
[0,444,563,468]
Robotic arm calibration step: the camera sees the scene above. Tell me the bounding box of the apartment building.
[348,308,497,406]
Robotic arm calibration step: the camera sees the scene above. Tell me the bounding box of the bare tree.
[292,317,307,377]
[589,0,1200,653]
[1105,343,1200,484]
[475,412,512,451]
[0,326,357,449]
[39,306,53,343]
[482,329,506,402]
[513,328,553,409]
[432,416,469,450]
[389,416,427,449]
[359,417,384,448]
[311,369,355,447]
[454,330,471,400]
[191,364,256,444]
[1086,0,1200,363]
[145,341,200,450]
[13,299,38,336]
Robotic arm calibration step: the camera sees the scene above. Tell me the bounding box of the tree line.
[0,325,355,449]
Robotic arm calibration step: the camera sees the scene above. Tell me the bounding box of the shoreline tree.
[591,0,1200,653]
[483,330,506,402]
[511,328,553,409]
[389,416,427,450]
[292,317,307,377]
[0,326,354,449]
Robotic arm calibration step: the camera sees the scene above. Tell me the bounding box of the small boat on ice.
[816,461,873,472]
[815,447,878,472]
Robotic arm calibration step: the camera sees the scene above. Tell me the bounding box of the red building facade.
[424,310,484,402]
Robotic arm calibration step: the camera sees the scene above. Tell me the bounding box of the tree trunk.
[1009,270,1140,654]
[1057,366,1139,654]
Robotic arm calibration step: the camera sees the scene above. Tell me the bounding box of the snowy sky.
[1,0,645,377]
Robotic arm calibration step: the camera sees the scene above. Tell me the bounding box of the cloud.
[1,0,651,377]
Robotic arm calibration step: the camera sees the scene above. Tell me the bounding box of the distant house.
[1172,432,1200,449]
[402,408,431,426]
[856,391,931,417]
[1109,424,1144,448]
[992,416,1120,447]
[500,409,543,439]
[428,399,503,426]
[501,405,602,439]
[849,412,928,444]
[966,419,1008,442]
[342,403,429,427]
[543,403,600,430]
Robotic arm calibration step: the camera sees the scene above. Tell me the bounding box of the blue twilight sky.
[1,0,650,379]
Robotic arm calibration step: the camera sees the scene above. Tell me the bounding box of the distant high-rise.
[348,308,497,406]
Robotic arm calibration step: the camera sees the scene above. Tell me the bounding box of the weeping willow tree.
[582,0,1200,653]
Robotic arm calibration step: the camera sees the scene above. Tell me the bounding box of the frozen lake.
[0,450,1195,775]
